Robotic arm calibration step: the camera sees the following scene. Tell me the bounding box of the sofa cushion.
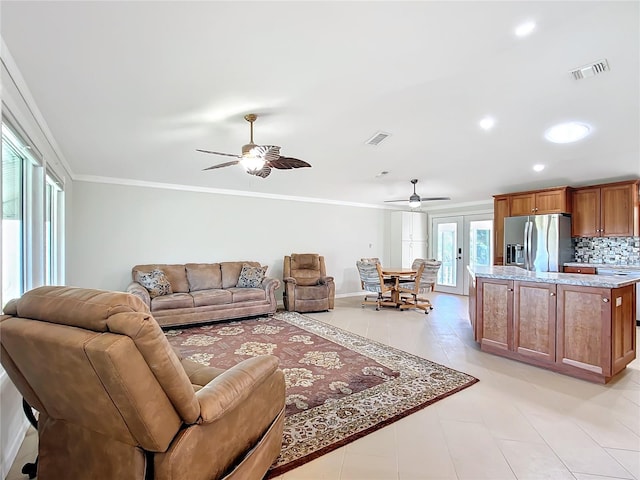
[133,265,189,293]
[136,269,173,298]
[236,264,268,288]
[227,288,267,303]
[191,289,232,307]
[151,293,194,312]
[185,264,222,291]
[220,261,260,289]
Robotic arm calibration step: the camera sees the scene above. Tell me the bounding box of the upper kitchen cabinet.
[493,187,570,265]
[493,195,510,265]
[509,187,572,216]
[571,180,639,237]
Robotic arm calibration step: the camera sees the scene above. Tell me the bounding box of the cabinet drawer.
[563,266,596,274]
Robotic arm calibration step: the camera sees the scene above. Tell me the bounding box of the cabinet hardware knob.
[508,288,513,291]
[550,293,556,296]
[602,298,609,303]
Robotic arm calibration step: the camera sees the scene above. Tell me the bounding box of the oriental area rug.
[165,311,478,477]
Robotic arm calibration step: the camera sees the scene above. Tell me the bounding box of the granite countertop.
[469,265,640,288]
[564,262,640,272]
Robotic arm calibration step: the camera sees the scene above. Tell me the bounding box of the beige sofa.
[126,262,279,327]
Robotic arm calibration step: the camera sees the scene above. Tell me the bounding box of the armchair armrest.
[282,276,297,285]
[318,276,334,285]
[196,355,280,424]
[126,281,150,307]
[261,276,281,291]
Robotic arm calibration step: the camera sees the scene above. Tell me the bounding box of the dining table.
[380,267,417,308]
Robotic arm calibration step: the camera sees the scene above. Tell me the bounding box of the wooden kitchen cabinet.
[571,180,639,237]
[513,281,557,365]
[477,278,556,362]
[556,284,635,380]
[477,277,513,352]
[472,275,636,382]
[509,187,572,216]
[493,187,570,265]
[493,195,510,265]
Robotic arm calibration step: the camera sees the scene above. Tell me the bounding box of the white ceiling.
[2,1,639,209]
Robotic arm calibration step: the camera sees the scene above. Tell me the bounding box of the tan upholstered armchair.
[283,254,335,312]
[0,286,285,480]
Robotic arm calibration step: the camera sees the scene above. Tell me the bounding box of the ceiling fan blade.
[196,149,242,158]
[384,199,408,203]
[267,156,312,170]
[250,165,272,178]
[202,160,240,171]
[422,197,451,201]
[251,145,281,162]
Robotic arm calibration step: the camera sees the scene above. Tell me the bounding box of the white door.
[432,217,464,295]
[431,214,494,295]
[463,215,494,294]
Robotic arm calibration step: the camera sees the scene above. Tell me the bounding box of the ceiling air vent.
[365,131,391,146]
[570,59,610,80]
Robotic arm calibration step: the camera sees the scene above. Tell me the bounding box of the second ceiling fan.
[385,179,450,208]
[197,114,311,178]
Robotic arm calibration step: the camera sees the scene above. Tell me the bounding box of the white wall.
[69,180,389,298]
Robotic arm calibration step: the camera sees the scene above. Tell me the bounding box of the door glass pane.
[2,139,24,305]
[469,220,493,268]
[436,222,457,286]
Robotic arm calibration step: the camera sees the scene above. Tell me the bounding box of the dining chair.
[355,260,396,310]
[397,259,442,313]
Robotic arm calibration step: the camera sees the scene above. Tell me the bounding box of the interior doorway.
[430,213,493,295]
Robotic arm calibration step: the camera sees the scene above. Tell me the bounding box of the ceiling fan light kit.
[197,113,311,178]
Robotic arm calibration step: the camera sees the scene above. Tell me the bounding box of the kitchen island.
[468,266,640,383]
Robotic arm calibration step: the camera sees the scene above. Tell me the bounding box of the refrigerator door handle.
[527,219,534,270]
[523,222,529,270]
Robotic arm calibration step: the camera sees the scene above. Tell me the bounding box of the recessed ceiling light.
[515,21,536,37]
[479,117,495,130]
[533,164,545,172]
[544,122,591,144]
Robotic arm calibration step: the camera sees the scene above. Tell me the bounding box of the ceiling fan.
[385,179,451,208]
[197,114,311,178]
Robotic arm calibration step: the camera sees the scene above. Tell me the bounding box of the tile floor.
[7,293,640,480]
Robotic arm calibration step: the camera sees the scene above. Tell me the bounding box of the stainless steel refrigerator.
[504,214,572,272]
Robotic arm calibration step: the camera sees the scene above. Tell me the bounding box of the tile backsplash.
[573,236,640,265]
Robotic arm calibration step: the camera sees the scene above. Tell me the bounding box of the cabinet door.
[401,241,426,268]
[477,278,513,352]
[571,187,600,237]
[601,183,639,236]
[513,281,556,364]
[509,193,535,216]
[493,196,510,265]
[556,285,611,377]
[410,212,427,242]
[535,189,570,214]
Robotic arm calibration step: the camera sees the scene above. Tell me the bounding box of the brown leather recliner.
[0,286,285,480]
[283,254,335,312]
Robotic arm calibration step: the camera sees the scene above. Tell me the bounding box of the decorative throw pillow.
[236,264,268,288]
[136,269,173,298]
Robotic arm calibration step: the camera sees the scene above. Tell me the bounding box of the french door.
[431,214,493,295]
